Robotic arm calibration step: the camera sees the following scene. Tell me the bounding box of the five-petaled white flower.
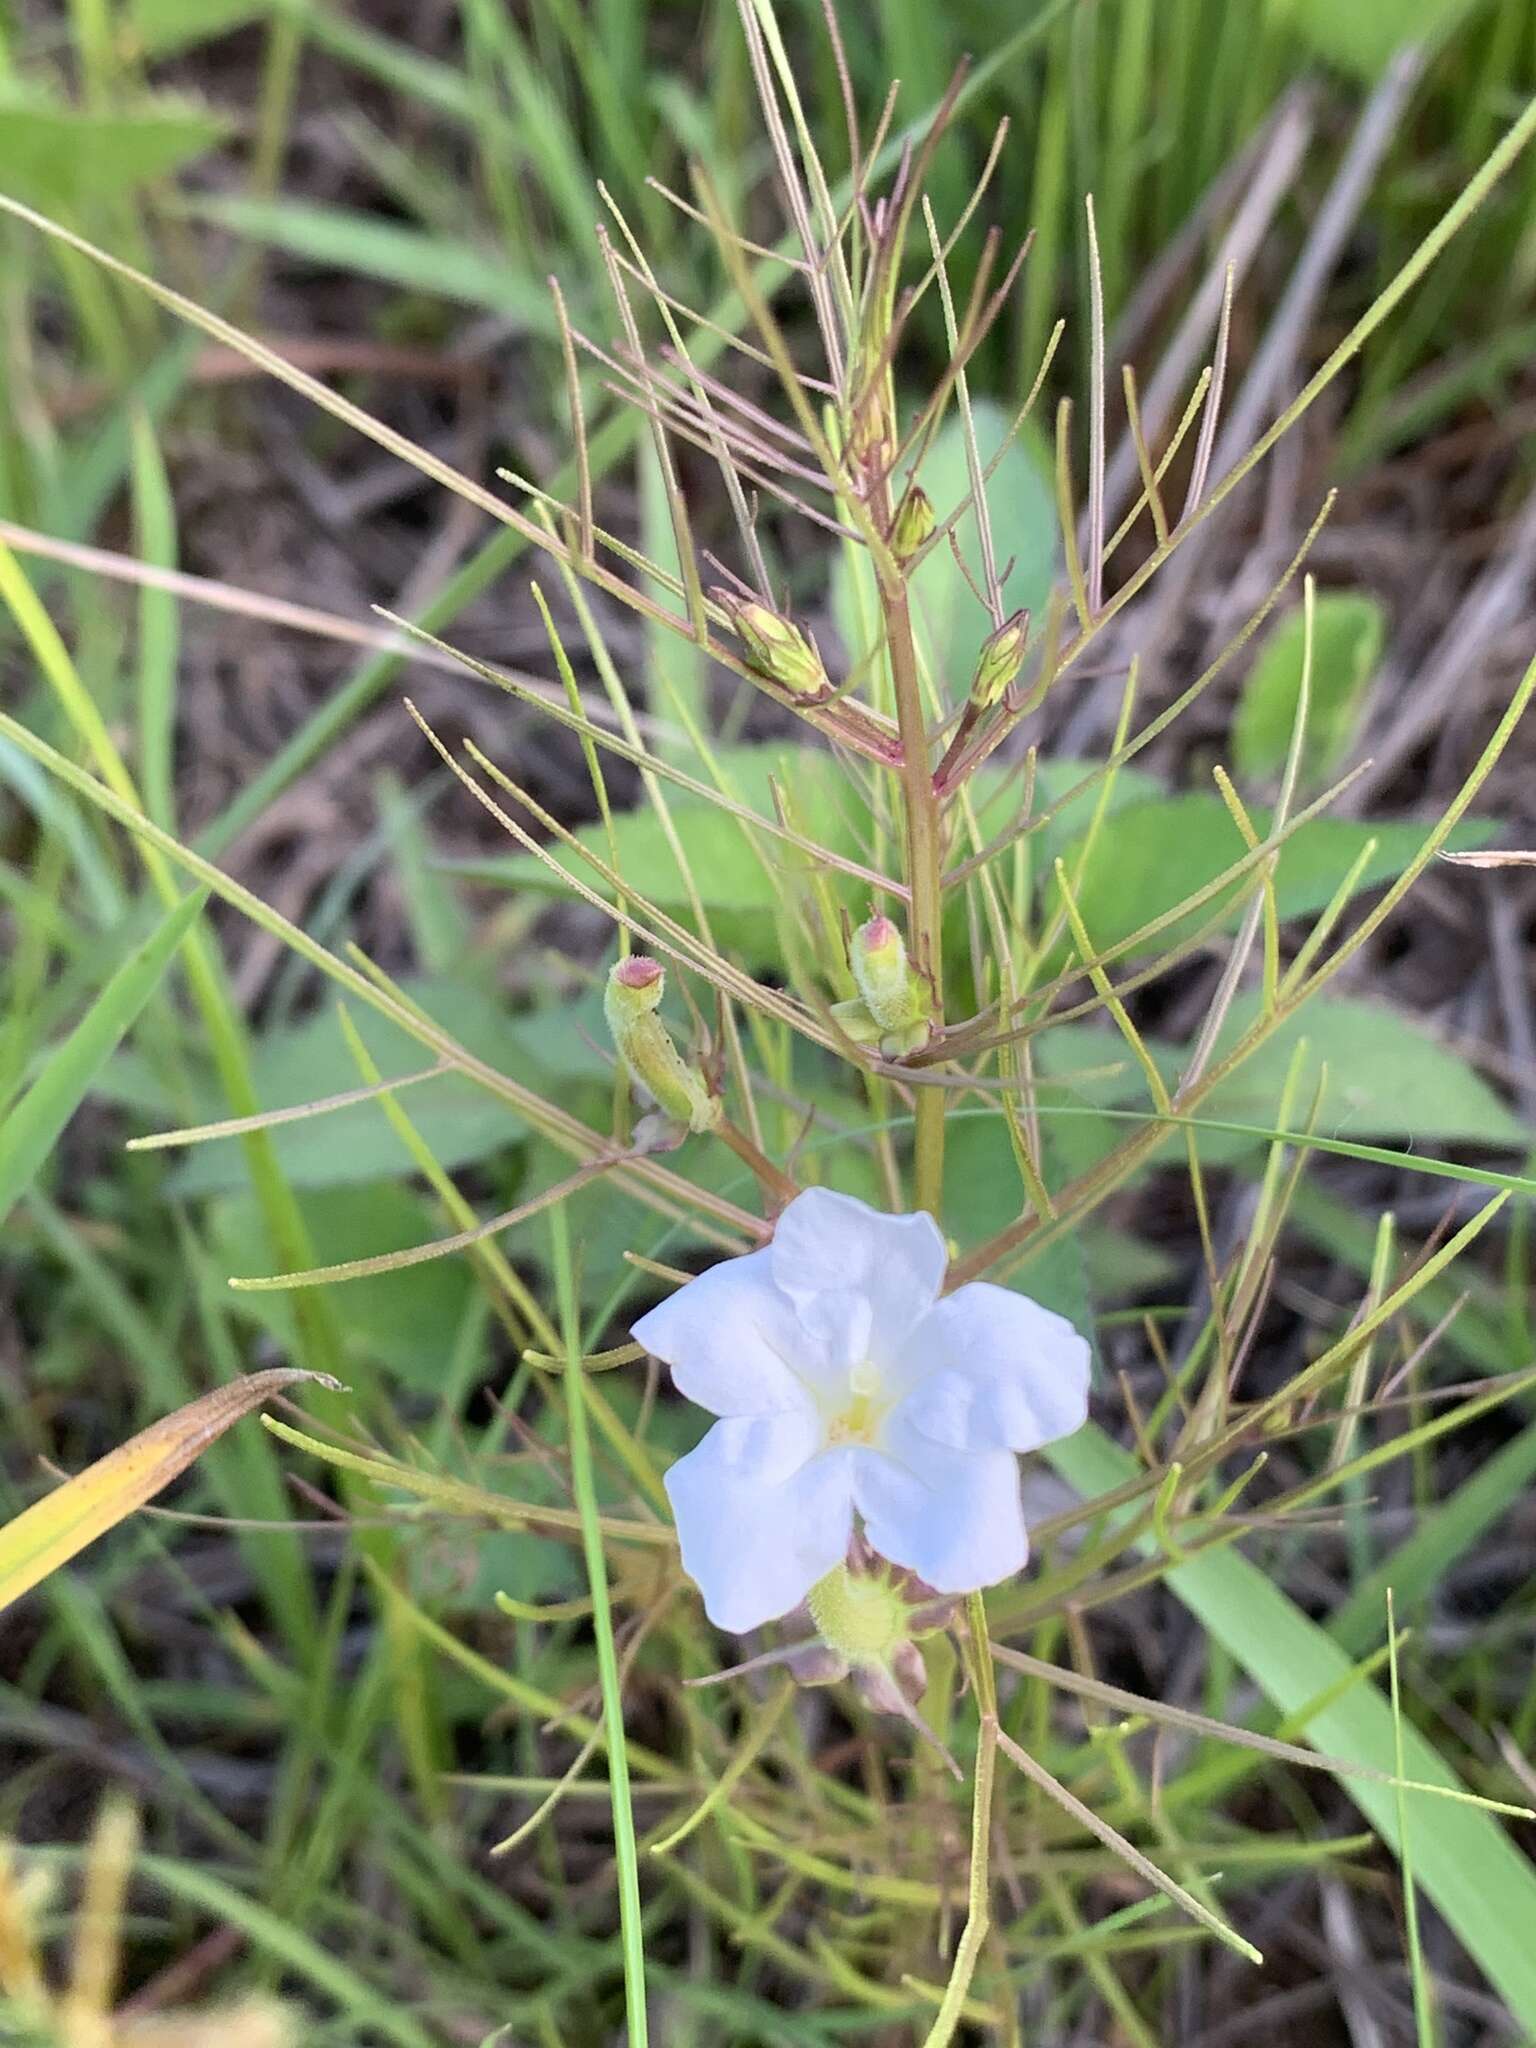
[633,1187,1091,1633]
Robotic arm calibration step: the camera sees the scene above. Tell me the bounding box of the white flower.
[632,1187,1090,1633]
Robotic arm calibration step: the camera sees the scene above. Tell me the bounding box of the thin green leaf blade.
[1051,1424,1536,2028]
[0,888,207,1221]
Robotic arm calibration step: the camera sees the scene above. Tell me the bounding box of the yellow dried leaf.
[0,1370,341,1615]
[116,1998,298,2048]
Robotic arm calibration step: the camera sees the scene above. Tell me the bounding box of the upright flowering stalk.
[10,0,1536,2017]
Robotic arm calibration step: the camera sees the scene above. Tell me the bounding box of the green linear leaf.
[1049,1424,1536,2027]
[0,889,206,1222]
[181,195,559,326]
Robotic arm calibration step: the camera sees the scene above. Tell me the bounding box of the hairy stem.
[879,544,947,1215]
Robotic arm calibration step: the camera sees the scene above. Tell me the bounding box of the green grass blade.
[128,408,180,829]
[1330,1418,1536,1656]
[181,193,559,323]
[0,887,205,1221]
[31,1844,437,2047]
[1050,1423,1536,2028]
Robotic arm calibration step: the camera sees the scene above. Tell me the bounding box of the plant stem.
[879,554,947,1217]
[921,1594,999,2046]
[716,1116,800,1212]
[550,1207,648,2046]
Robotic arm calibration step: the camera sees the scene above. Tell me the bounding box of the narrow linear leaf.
[0,1368,341,1613]
[1050,1424,1536,2028]
[0,888,207,1221]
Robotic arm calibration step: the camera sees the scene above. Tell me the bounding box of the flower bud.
[970,608,1030,709]
[604,956,720,1135]
[717,593,829,700]
[890,485,934,563]
[850,915,932,1051]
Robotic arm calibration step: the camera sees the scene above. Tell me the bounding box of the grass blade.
[549,1204,649,2044]
[1050,1423,1536,2028]
[0,888,206,1222]
[0,1367,339,1615]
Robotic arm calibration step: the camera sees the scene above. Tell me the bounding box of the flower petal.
[632,1249,814,1418]
[894,1283,1090,1453]
[851,1419,1026,1593]
[768,1187,947,1357]
[664,1416,854,1632]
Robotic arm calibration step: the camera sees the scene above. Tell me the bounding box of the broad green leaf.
[464,746,1157,956]
[100,977,595,1194]
[1208,992,1529,1148]
[0,87,228,207]
[1049,794,1494,966]
[182,196,557,327]
[463,744,857,938]
[461,1525,576,1609]
[1234,592,1385,787]
[211,1184,475,1387]
[908,400,1057,689]
[0,1368,336,1614]
[0,890,205,1222]
[942,1112,1174,1313]
[1019,992,1525,1195]
[1268,0,1478,79]
[1050,1423,1536,2030]
[132,0,269,56]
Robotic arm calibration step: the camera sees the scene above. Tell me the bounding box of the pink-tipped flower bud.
[717,593,829,700]
[611,954,664,1000]
[971,608,1030,709]
[604,956,720,1135]
[849,914,932,1054]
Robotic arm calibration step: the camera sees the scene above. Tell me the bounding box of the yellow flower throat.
[826,1359,883,1446]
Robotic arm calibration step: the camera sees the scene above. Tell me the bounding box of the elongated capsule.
[604,956,720,1134]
